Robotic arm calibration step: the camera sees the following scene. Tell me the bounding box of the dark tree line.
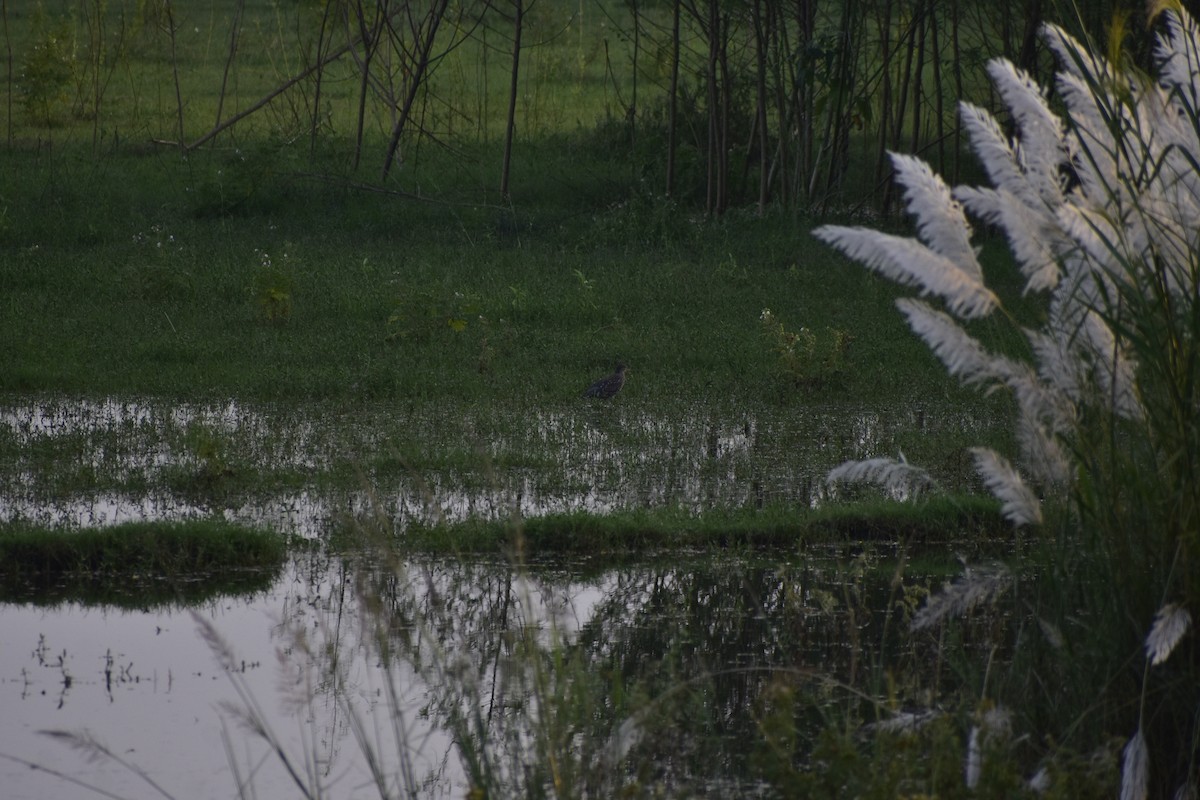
[13,0,1197,211]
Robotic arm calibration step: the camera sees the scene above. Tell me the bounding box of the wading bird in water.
[583,362,627,399]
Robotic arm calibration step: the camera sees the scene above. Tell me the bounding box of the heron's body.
[583,363,627,399]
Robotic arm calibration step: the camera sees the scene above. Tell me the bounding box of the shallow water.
[0,548,921,799]
[0,396,997,536]
[0,395,996,797]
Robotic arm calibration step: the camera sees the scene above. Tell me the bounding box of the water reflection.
[0,396,996,536]
[0,546,934,799]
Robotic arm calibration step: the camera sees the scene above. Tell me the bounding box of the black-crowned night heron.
[583,362,627,399]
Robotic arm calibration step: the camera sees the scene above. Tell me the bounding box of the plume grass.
[817,8,1200,794]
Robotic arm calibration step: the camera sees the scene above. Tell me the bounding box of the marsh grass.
[0,519,286,606]
[394,495,1007,555]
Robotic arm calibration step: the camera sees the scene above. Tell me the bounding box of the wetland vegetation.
[2,0,1198,797]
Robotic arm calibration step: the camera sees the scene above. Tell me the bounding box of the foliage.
[759,308,851,389]
[19,6,76,124]
[251,248,294,324]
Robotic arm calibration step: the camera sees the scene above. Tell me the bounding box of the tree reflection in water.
[280,544,949,797]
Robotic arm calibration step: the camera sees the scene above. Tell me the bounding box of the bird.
[583,362,627,399]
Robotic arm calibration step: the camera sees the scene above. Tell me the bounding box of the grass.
[0,141,1031,408]
[394,494,1008,554]
[0,519,287,607]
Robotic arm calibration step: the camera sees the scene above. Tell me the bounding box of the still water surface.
[1,548,916,799]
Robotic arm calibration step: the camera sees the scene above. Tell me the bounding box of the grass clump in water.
[395,494,1005,555]
[0,520,286,607]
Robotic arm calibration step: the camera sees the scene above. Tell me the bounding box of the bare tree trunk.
[892,9,917,149]
[909,1,926,155]
[765,0,790,205]
[309,0,335,155]
[1,0,10,147]
[795,0,815,205]
[929,0,945,173]
[180,38,358,150]
[1017,0,1042,76]
[717,17,729,213]
[705,0,719,214]
[215,0,246,142]
[629,0,639,148]
[499,0,523,200]
[874,0,893,197]
[751,0,769,212]
[163,0,186,152]
[821,1,860,201]
[349,0,387,170]
[380,0,450,180]
[951,0,963,183]
[666,0,680,196]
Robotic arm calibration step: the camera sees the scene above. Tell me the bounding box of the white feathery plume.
[861,709,942,736]
[1042,22,1117,86]
[969,447,1043,526]
[965,725,982,788]
[911,563,1012,631]
[826,456,934,496]
[1055,70,1119,200]
[1138,191,1200,293]
[812,226,998,319]
[1028,766,1051,793]
[890,152,982,280]
[1121,729,1150,800]
[1026,327,1083,408]
[958,102,1042,209]
[954,186,1062,293]
[1157,9,1200,110]
[1171,782,1198,800]
[1079,310,1145,421]
[1015,410,1073,488]
[1146,603,1192,666]
[964,705,1013,789]
[1056,204,1124,275]
[894,298,1004,386]
[985,59,1066,205]
[994,357,1073,435]
[1038,617,1065,650]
